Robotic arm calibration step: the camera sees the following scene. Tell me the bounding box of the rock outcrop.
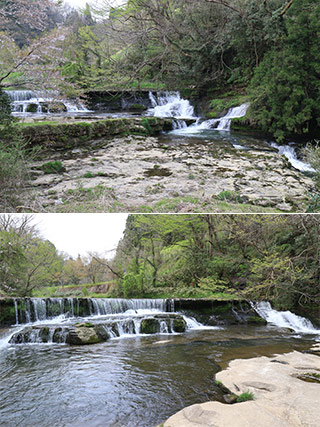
[164,350,320,427]
[30,135,313,212]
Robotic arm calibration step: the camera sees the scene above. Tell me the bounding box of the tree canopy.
[113,214,320,317]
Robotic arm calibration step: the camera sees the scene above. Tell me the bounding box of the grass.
[33,281,114,298]
[236,391,254,402]
[44,187,285,213]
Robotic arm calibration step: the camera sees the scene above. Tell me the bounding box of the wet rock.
[223,393,238,404]
[65,325,103,345]
[140,318,161,334]
[141,314,186,334]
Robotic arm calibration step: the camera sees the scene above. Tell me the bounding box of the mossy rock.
[247,316,267,325]
[128,103,147,112]
[26,103,39,113]
[172,318,186,332]
[66,325,103,345]
[39,327,50,343]
[140,318,160,334]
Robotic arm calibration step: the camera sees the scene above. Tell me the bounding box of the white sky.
[13,214,128,259]
[63,0,123,10]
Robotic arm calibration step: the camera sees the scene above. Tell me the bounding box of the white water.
[196,103,250,132]
[270,142,315,173]
[148,91,195,119]
[148,91,249,133]
[1,298,215,346]
[5,90,89,115]
[253,301,320,337]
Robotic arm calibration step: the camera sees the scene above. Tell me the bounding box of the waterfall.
[148,91,249,132]
[185,103,250,133]
[253,301,320,335]
[3,297,220,346]
[5,90,89,115]
[13,298,174,325]
[270,142,315,173]
[148,91,196,128]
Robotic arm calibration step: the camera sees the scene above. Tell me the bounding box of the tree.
[0,214,63,296]
[249,0,320,140]
[0,0,74,92]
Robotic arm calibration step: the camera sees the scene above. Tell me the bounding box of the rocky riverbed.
[27,133,314,212]
[164,347,320,427]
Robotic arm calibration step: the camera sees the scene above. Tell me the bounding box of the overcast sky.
[14,214,128,259]
[64,0,124,10]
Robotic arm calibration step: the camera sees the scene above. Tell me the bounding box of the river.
[0,298,319,427]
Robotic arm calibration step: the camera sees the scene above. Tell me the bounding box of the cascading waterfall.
[13,297,173,324]
[253,301,320,336]
[2,297,218,346]
[5,90,88,115]
[148,91,196,128]
[270,142,315,173]
[148,91,249,132]
[201,103,250,131]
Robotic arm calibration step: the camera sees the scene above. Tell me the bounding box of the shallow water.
[0,325,315,427]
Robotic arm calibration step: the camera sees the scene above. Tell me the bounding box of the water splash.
[148,91,195,120]
[5,90,89,115]
[253,301,320,336]
[270,142,315,173]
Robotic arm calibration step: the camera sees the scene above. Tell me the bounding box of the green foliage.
[112,214,320,316]
[41,160,66,174]
[0,89,12,126]
[249,0,320,140]
[216,191,243,203]
[0,129,30,211]
[0,222,63,297]
[237,391,254,402]
[121,271,144,298]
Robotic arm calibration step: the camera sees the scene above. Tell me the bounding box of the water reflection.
[0,326,314,427]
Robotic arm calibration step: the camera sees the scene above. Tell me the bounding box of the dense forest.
[0,0,319,139]
[112,214,320,319]
[0,1,320,211]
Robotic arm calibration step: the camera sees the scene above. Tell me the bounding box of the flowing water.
[6,90,89,115]
[148,92,313,173]
[0,299,318,427]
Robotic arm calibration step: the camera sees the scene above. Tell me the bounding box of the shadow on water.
[0,324,315,427]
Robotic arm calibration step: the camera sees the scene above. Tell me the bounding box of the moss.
[0,300,16,326]
[172,318,186,332]
[129,103,147,112]
[140,318,160,334]
[41,160,66,174]
[247,316,267,325]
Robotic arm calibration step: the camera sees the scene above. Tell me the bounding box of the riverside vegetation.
[0,1,320,212]
[1,214,319,324]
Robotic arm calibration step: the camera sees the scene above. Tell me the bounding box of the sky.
[64,0,123,10]
[15,213,128,259]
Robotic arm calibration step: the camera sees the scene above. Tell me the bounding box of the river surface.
[0,325,315,427]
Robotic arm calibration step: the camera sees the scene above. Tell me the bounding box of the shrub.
[41,161,66,174]
[0,136,29,211]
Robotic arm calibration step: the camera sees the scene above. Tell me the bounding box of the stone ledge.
[164,350,320,427]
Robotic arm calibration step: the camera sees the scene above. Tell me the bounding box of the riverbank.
[164,348,320,427]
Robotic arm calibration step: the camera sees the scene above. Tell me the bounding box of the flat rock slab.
[29,135,313,212]
[164,351,320,427]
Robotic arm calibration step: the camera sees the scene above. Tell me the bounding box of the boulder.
[65,324,103,345]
